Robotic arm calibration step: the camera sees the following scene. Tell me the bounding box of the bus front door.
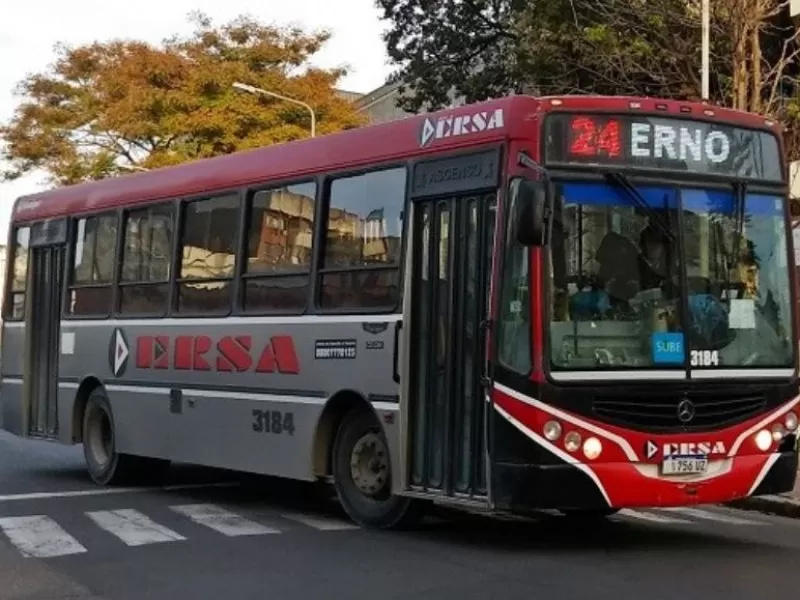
[404,191,496,501]
[24,219,68,439]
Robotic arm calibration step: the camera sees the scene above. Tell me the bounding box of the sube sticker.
[651,332,684,364]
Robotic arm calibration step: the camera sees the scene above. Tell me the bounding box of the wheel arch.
[312,389,385,479]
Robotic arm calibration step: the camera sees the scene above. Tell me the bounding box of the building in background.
[351,82,466,125]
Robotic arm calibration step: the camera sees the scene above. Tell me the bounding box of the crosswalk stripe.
[280,511,360,531]
[86,509,186,546]
[0,515,87,558]
[661,507,762,525]
[616,509,691,524]
[170,504,281,536]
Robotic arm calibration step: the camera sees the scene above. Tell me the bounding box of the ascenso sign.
[543,112,782,181]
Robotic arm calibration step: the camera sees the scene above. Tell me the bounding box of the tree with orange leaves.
[1,12,365,185]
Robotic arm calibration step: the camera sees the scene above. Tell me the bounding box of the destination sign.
[543,113,783,182]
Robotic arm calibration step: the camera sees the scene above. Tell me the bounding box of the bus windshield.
[548,179,794,372]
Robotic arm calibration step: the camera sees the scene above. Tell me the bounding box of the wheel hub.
[349,432,389,497]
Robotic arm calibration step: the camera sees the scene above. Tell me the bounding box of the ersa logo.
[135,334,300,374]
[419,108,504,148]
[644,440,727,460]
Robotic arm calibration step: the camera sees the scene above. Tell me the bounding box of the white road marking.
[170,504,280,536]
[0,482,238,503]
[280,511,360,531]
[616,509,691,524]
[661,507,762,525]
[0,516,87,558]
[86,509,186,546]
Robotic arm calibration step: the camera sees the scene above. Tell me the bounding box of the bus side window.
[317,167,406,311]
[242,182,316,313]
[118,203,174,316]
[67,213,117,317]
[5,227,30,320]
[175,193,240,314]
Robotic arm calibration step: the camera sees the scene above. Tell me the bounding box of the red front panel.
[492,383,799,507]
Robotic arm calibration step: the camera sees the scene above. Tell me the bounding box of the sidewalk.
[727,477,800,518]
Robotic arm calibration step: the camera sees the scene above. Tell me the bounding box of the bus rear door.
[23,218,68,439]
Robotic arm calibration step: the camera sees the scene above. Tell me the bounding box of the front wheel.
[332,408,423,529]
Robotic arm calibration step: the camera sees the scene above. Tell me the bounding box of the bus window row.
[6,166,407,320]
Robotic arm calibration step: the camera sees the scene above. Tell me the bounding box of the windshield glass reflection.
[548,181,794,371]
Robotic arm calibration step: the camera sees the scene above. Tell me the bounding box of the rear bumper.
[493,450,798,511]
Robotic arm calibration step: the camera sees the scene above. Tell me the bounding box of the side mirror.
[513,179,547,246]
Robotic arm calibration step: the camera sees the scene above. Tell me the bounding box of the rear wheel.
[332,407,423,529]
[82,387,169,486]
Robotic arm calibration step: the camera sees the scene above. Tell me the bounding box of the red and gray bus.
[2,94,798,528]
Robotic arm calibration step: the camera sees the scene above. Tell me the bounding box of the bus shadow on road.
[406,509,779,555]
[155,476,782,556]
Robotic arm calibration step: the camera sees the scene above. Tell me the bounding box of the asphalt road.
[1,430,798,600]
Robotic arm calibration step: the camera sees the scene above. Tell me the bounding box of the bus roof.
[10,94,781,224]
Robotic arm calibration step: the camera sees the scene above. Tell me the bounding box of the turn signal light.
[543,421,562,441]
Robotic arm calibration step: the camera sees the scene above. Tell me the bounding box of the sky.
[0,0,394,241]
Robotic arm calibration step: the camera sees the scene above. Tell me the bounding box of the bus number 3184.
[252,410,296,436]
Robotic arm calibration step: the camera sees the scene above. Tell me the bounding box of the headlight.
[583,437,602,460]
[785,412,798,432]
[564,431,581,452]
[755,429,773,452]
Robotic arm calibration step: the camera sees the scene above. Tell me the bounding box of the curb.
[725,494,800,519]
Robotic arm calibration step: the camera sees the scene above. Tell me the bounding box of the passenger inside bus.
[566,218,681,323]
[638,222,677,294]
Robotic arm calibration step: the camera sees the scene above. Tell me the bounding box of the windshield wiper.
[604,171,675,243]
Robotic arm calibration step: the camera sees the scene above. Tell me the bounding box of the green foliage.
[377,0,798,131]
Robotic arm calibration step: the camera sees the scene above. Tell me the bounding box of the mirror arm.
[516,151,553,245]
[517,151,548,180]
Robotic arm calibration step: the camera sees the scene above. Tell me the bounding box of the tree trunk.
[750,18,762,113]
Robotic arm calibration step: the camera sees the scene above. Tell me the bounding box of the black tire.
[332,407,423,529]
[82,387,170,486]
[559,508,620,519]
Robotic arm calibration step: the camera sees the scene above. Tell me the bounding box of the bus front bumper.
[492,450,798,511]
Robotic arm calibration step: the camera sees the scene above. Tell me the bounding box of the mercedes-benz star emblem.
[677,399,695,424]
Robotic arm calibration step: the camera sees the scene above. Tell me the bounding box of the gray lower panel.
[103,384,324,481]
[1,379,25,436]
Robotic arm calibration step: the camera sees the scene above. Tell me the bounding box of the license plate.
[660,455,708,475]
